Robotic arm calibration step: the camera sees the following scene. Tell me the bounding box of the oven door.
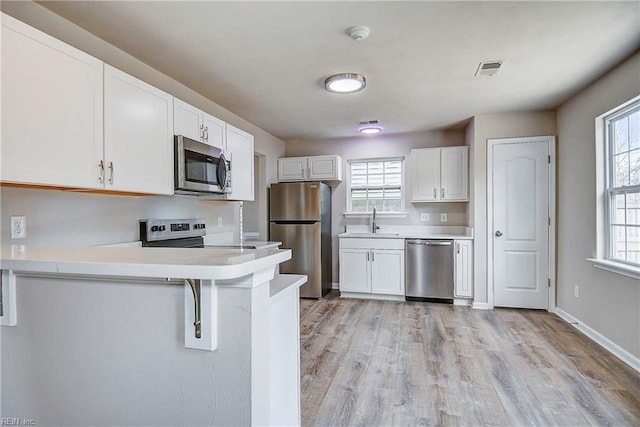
[175,135,230,194]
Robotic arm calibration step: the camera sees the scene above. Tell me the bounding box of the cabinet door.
[278,157,308,181]
[308,155,342,181]
[1,14,104,189]
[441,146,469,201]
[411,148,441,201]
[339,249,370,293]
[371,250,405,296]
[104,65,174,195]
[173,97,203,142]
[202,113,226,150]
[226,124,254,201]
[454,240,473,298]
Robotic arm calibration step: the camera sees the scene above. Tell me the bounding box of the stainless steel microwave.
[174,135,231,195]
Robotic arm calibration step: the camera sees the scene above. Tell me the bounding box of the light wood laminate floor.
[300,292,640,426]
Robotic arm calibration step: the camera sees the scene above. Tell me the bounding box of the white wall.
[0,187,239,246]
[468,111,558,305]
[285,129,467,281]
[0,2,285,245]
[556,50,640,358]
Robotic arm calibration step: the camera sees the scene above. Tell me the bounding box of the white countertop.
[205,241,281,250]
[1,244,291,281]
[338,225,474,240]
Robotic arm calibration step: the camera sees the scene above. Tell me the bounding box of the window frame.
[346,156,406,214]
[604,99,640,268]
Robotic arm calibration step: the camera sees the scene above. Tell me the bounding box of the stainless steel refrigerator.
[269,182,332,298]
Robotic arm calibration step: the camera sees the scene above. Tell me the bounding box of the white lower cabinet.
[371,250,405,295]
[454,240,473,298]
[339,249,370,293]
[339,238,405,298]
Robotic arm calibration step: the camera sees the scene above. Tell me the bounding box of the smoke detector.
[475,60,504,77]
[349,26,370,42]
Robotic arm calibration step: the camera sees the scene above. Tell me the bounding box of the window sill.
[586,258,640,280]
[343,212,409,219]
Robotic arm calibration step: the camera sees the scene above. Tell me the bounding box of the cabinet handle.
[108,162,114,185]
[200,124,204,139]
[307,167,311,178]
[366,251,370,262]
[98,160,105,183]
[433,188,437,198]
[204,126,209,141]
[457,243,460,254]
[371,251,374,262]
[442,188,445,198]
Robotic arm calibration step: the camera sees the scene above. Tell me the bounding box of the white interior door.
[491,138,551,309]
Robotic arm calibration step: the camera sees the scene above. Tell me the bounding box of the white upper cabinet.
[278,157,307,182]
[1,13,104,189]
[308,155,342,181]
[104,65,174,195]
[173,98,202,142]
[226,124,254,201]
[441,147,469,201]
[411,148,441,201]
[278,155,342,182]
[173,98,225,150]
[278,157,307,181]
[411,146,468,202]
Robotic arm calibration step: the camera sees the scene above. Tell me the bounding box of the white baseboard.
[340,292,405,302]
[471,301,493,310]
[332,282,339,290]
[555,307,640,373]
[454,298,472,306]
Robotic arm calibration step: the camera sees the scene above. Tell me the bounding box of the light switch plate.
[420,213,430,222]
[440,213,448,223]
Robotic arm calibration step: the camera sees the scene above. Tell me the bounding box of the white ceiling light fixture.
[358,120,382,134]
[324,73,366,93]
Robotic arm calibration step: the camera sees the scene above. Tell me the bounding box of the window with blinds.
[348,158,404,212]
[606,100,640,266]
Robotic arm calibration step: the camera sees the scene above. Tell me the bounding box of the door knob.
[495,230,503,237]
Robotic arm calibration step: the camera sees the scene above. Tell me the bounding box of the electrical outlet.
[420,213,430,222]
[10,216,27,239]
[574,285,579,298]
[217,216,223,228]
[440,213,448,223]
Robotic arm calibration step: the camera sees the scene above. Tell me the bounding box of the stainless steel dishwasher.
[405,239,454,303]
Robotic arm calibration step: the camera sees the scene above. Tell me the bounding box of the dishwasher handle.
[406,240,452,246]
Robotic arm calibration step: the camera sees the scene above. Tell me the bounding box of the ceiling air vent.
[357,120,379,125]
[475,60,504,77]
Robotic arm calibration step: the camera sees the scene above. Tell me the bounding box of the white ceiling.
[37,1,640,141]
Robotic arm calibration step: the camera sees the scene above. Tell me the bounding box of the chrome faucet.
[372,207,380,233]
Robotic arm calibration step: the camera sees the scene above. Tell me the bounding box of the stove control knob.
[151,225,160,232]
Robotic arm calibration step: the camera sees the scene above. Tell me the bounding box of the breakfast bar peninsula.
[0,244,305,426]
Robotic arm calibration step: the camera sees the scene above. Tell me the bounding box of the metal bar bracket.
[184,279,217,351]
[1,270,18,327]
